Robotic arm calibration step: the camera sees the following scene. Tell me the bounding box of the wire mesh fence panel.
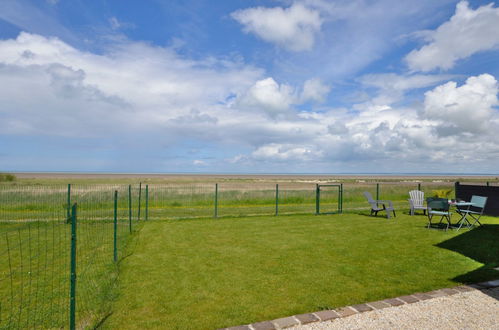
[0,184,67,222]
[146,184,214,220]
[343,182,379,213]
[0,184,69,328]
[217,183,276,217]
[0,183,141,329]
[317,185,341,214]
[275,183,316,215]
[0,219,70,329]
[69,184,141,327]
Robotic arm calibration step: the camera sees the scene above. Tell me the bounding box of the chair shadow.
[358,212,392,219]
[436,224,499,301]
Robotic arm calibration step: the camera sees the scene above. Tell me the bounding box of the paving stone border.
[220,279,499,330]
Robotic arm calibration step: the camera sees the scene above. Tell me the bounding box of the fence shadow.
[436,224,499,300]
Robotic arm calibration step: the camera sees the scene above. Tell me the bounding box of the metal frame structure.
[315,184,343,215]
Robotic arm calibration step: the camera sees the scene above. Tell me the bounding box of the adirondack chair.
[426,198,452,231]
[408,190,426,215]
[363,191,396,219]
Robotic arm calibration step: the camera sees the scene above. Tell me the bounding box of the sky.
[0,0,499,174]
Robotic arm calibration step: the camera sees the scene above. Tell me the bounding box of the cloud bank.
[406,1,499,72]
[1,0,499,173]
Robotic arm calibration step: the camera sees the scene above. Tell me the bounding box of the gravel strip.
[288,288,499,330]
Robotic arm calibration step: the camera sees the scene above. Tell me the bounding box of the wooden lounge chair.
[408,190,426,215]
[363,191,396,219]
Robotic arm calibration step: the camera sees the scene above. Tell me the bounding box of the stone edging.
[220,279,499,330]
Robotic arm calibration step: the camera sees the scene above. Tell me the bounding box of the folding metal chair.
[427,198,452,231]
[455,195,487,230]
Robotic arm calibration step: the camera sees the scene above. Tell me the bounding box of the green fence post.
[69,203,77,330]
[214,183,218,218]
[418,183,421,191]
[340,183,343,214]
[66,184,71,223]
[376,183,379,201]
[138,182,142,221]
[275,184,279,216]
[145,185,149,221]
[315,184,320,215]
[128,185,132,233]
[486,182,490,187]
[113,190,118,262]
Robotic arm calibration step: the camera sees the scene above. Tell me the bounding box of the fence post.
[455,181,459,200]
[138,182,142,221]
[315,184,320,215]
[214,183,218,218]
[418,183,421,191]
[128,185,132,233]
[376,183,379,202]
[275,184,279,216]
[113,190,118,262]
[487,182,490,187]
[66,184,71,223]
[145,185,149,221]
[340,183,343,214]
[69,203,77,330]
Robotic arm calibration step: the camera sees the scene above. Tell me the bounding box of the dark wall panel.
[455,182,499,216]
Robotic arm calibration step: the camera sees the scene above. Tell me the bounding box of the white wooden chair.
[408,190,425,215]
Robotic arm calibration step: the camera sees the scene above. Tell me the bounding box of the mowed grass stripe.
[105,214,499,329]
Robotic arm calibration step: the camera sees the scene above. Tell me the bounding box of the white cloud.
[236,77,296,114]
[108,16,135,31]
[0,1,77,45]
[236,77,330,115]
[251,143,322,161]
[193,160,207,166]
[406,1,499,71]
[300,78,330,103]
[0,32,263,137]
[356,73,458,109]
[231,3,322,51]
[1,33,499,173]
[359,73,457,92]
[423,74,499,133]
[109,17,121,30]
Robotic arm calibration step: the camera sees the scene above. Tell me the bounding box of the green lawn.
[104,213,499,330]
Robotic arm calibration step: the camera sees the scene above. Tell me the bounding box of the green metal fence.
[143,181,459,219]
[0,179,461,328]
[0,184,143,329]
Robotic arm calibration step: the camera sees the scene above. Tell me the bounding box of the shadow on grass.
[357,211,393,219]
[436,224,499,300]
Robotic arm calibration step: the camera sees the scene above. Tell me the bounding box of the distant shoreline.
[9,172,498,180]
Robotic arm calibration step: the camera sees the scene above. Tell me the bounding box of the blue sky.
[1,0,499,174]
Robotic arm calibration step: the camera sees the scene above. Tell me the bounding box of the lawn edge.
[221,279,499,330]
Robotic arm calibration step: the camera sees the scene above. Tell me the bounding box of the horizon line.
[5,171,499,177]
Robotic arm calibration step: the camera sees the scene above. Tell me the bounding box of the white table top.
[449,201,473,206]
